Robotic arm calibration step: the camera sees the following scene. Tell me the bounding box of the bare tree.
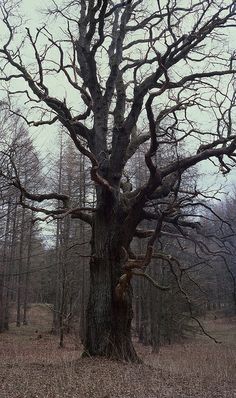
[0,0,236,361]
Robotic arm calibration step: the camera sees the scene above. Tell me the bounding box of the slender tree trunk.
[0,215,7,332]
[138,245,149,346]
[2,200,12,331]
[23,215,33,325]
[52,134,63,334]
[59,273,65,348]
[79,154,87,343]
[138,287,149,346]
[0,281,4,332]
[133,236,142,338]
[150,266,159,353]
[59,214,70,347]
[79,225,86,344]
[134,276,141,337]
[51,218,61,334]
[4,202,18,330]
[0,199,12,332]
[16,208,25,327]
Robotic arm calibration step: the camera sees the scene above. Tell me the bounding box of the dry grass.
[0,305,236,398]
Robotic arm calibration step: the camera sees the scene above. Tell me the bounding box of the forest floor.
[0,305,236,398]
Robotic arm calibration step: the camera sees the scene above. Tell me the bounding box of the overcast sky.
[2,0,236,200]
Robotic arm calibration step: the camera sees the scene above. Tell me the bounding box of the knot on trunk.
[114,246,153,302]
[115,270,132,302]
[115,241,170,301]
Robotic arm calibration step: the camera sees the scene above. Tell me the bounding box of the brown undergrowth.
[0,305,236,398]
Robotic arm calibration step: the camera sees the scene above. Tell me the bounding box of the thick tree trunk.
[84,211,140,362]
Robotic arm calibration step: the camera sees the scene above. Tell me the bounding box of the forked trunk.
[84,210,140,362]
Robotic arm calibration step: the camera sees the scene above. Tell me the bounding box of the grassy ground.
[0,305,236,398]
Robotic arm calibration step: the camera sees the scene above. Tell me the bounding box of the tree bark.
[84,209,140,362]
[23,214,33,325]
[16,207,25,327]
[0,199,12,332]
[52,134,63,334]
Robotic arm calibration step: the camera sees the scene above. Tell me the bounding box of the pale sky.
[1,0,236,199]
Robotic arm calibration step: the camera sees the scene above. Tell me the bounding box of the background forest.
[1,105,236,351]
[0,0,236,396]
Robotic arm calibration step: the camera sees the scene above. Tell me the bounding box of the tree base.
[83,337,142,363]
[81,347,142,363]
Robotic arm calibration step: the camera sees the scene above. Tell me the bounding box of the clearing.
[0,304,236,398]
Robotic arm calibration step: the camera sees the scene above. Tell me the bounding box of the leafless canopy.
[0,0,236,304]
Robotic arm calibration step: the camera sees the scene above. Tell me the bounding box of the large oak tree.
[0,0,236,361]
